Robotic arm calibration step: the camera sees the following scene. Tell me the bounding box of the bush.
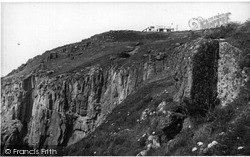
[193,123,214,142]
[239,54,250,69]
[204,22,240,39]
[206,105,235,123]
[213,108,250,155]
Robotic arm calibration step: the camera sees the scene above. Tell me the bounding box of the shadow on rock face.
[153,101,188,143]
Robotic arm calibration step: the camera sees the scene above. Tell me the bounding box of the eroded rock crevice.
[190,40,219,115]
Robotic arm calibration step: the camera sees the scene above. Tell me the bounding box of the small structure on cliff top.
[142,25,175,32]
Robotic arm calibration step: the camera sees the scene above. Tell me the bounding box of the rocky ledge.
[1,23,250,156]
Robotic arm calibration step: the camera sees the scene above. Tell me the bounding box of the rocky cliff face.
[1,25,249,155]
[171,38,220,115]
[1,35,174,151]
[172,39,244,114]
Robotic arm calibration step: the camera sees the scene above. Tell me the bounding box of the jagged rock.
[146,101,187,143]
[137,134,160,156]
[1,28,248,156]
[156,111,185,140]
[156,101,167,114]
[147,135,161,149]
[1,120,24,155]
[1,55,170,149]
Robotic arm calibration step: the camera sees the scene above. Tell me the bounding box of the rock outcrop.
[1,28,247,156]
[171,38,219,115]
[1,44,173,153]
[172,39,244,115]
[132,39,245,156]
[217,42,244,106]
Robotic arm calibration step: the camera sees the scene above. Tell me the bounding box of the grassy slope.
[64,22,250,156]
[65,74,176,156]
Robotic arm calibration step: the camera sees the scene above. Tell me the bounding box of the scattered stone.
[238,146,244,150]
[136,149,148,156]
[147,135,160,149]
[141,108,150,121]
[157,101,167,114]
[192,147,198,152]
[207,141,218,148]
[197,142,203,146]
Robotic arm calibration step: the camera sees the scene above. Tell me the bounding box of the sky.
[1,2,250,77]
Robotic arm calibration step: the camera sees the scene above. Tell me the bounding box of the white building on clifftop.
[142,25,174,32]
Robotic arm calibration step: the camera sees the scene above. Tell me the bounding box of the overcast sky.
[1,2,250,77]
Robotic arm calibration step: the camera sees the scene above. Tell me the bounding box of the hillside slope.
[1,22,250,156]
